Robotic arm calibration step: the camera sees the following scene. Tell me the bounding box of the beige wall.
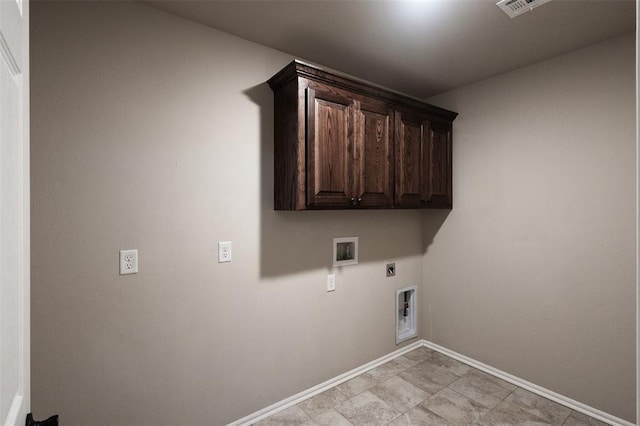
[30,2,425,425]
[424,33,636,422]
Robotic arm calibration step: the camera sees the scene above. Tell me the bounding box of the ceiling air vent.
[496,0,553,18]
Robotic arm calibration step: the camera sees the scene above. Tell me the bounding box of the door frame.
[0,0,30,423]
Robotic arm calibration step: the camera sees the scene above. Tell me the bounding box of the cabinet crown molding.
[268,60,458,123]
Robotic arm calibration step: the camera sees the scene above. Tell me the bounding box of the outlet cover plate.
[120,249,138,275]
[218,241,232,263]
[327,274,336,292]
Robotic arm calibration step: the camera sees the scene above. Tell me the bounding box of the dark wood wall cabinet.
[268,60,458,210]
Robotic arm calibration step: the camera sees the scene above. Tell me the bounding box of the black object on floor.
[26,413,58,426]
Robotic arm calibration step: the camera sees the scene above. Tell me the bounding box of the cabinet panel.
[355,104,393,207]
[306,87,353,207]
[427,120,453,208]
[395,110,428,207]
[273,79,302,210]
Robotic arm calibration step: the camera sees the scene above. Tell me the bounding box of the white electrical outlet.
[218,241,232,263]
[119,249,138,275]
[327,274,336,292]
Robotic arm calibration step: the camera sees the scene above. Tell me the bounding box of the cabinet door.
[306,87,354,207]
[426,120,453,208]
[353,100,393,207]
[394,110,429,207]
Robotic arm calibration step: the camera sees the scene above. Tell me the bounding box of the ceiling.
[146,0,635,98]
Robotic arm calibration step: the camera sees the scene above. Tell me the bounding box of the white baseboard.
[227,341,423,426]
[228,339,634,426]
[422,340,634,426]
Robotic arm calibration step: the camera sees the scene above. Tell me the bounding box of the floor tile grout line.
[508,387,577,426]
[500,391,559,425]
[444,374,519,425]
[344,368,440,426]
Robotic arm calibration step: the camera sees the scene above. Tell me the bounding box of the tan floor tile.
[394,354,418,368]
[335,391,402,426]
[254,405,311,426]
[402,347,432,363]
[387,405,454,426]
[505,388,571,425]
[562,410,610,426]
[478,370,517,391]
[424,351,474,377]
[477,400,552,425]
[336,373,378,398]
[367,359,407,382]
[398,361,458,394]
[298,388,348,418]
[421,387,490,424]
[449,369,514,408]
[300,409,352,426]
[369,375,430,413]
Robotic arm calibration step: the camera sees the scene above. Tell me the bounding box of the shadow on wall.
[422,209,450,253]
[244,83,449,278]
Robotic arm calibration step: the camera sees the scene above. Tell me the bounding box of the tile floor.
[254,347,609,426]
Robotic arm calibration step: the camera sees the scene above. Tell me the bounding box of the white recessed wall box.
[396,285,417,344]
[496,0,553,18]
[333,237,358,267]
